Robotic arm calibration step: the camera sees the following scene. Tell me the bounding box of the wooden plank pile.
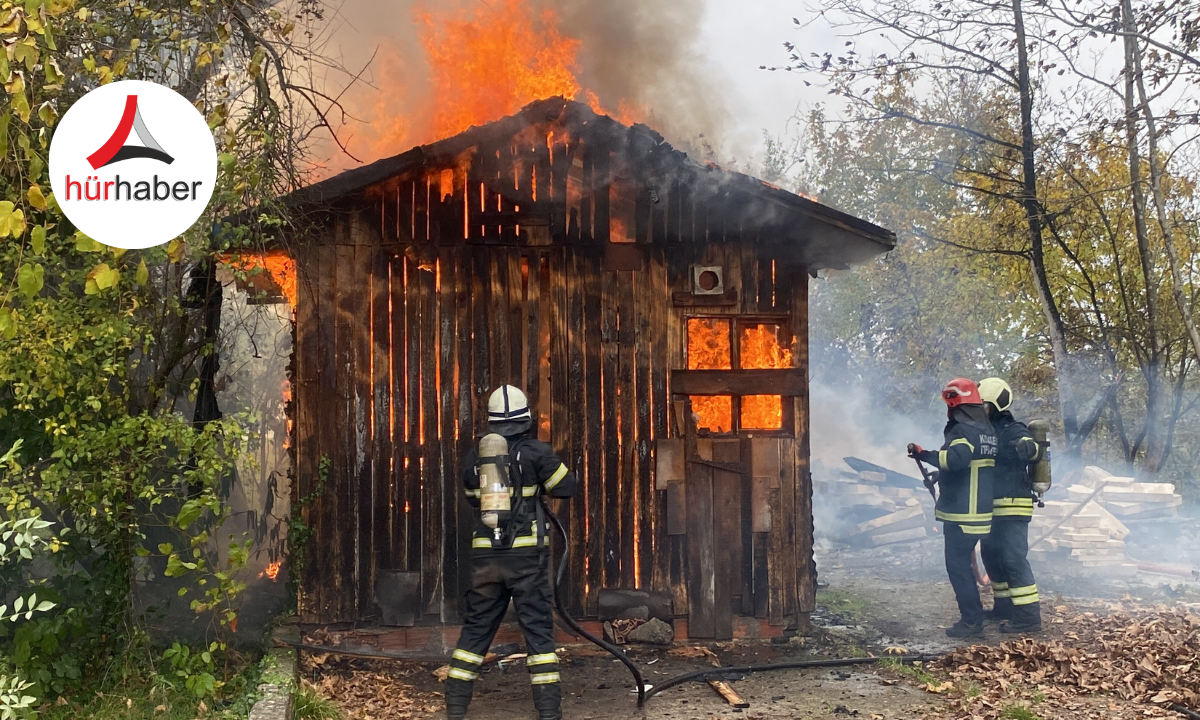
[814,458,934,547]
[1027,498,1137,574]
[1026,464,1187,575]
[1066,465,1184,520]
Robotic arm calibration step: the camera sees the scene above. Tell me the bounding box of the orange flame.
[739,324,792,430]
[282,380,293,450]
[686,318,732,433]
[685,319,791,432]
[223,251,297,309]
[325,0,644,175]
[259,560,282,581]
[417,0,602,140]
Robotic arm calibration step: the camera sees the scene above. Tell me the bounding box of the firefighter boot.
[444,678,474,720]
[531,683,562,720]
[944,620,983,638]
[984,594,1013,623]
[999,599,1042,634]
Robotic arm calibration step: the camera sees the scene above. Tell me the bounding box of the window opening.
[685,317,792,435]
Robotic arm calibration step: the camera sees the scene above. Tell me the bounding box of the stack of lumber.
[814,458,934,547]
[1027,499,1137,574]
[1067,465,1183,520]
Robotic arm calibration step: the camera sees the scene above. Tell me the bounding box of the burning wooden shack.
[286,98,894,642]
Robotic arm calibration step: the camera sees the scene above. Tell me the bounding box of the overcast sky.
[695,1,833,163]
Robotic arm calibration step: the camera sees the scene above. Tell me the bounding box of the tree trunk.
[1012,0,1078,443]
[1129,1,1200,374]
[1121,0,1165,473]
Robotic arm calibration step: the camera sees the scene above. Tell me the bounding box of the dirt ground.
[301,535,1200,720]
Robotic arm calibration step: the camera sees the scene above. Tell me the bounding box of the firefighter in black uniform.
[977,377,1043,634]
[908,378,997,638]
[444,385,578,720]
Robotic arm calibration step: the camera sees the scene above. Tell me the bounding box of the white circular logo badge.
[49,80,217,250]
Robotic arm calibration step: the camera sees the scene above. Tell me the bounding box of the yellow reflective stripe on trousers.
[992,582,1011,598]
[935,511,993,523]
[527,653,558,666]
[993,506,1034,517]
[994,496,1033,517]
[543,463,569,492]
[994,497,1034,507]
[453,649,485,665]
[530,672,560,685]
[448,667,479,681]
[1010,584,1040,606]
[950,437,975,452]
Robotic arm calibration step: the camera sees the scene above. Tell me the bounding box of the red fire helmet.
[941,377,982,407]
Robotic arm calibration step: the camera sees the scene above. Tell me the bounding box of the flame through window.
[686,317,792,433]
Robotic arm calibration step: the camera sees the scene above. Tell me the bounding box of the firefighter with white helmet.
[977,377,1044,634]
[444,385,578,720]
[908,378,998,638]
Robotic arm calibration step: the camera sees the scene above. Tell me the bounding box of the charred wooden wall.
[291,121,814,633]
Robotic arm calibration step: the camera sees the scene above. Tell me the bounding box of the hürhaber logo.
[49,80,217,250]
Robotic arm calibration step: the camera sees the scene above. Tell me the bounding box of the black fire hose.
[1172,704,1200,720]
[642,653,940,702]
[542,500,945,709]
[542,499,647,707]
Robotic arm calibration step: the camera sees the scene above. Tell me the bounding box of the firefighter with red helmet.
[977,377,1043,634]
[908,378,998,638]
[444,385,578,720]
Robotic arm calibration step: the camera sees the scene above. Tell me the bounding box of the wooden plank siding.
[291,119,817,629]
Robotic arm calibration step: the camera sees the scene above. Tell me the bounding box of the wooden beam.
[670,369,807,397]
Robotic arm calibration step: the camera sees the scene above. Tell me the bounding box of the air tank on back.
[478,433,511,544]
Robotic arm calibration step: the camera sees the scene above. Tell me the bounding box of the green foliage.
[0,673,37,720]
[0,0,328,709]
[287,455,330,605]
[293,684,341,720]
[878,657,940,686]
[161,641,222,699]
[816,587,869,620]
[37,639,263,720]
[1001,705,1043,720]
[795,78,1200,484]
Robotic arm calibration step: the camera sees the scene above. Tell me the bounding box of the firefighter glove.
[908,444,938,465]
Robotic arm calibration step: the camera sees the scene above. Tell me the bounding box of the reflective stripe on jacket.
[990,411,1041,518]
[934,409,998,535]
[462,432,578,554]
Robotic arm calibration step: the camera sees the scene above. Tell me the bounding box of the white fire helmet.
[978,377,1013,412]
[487,385,532,435]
